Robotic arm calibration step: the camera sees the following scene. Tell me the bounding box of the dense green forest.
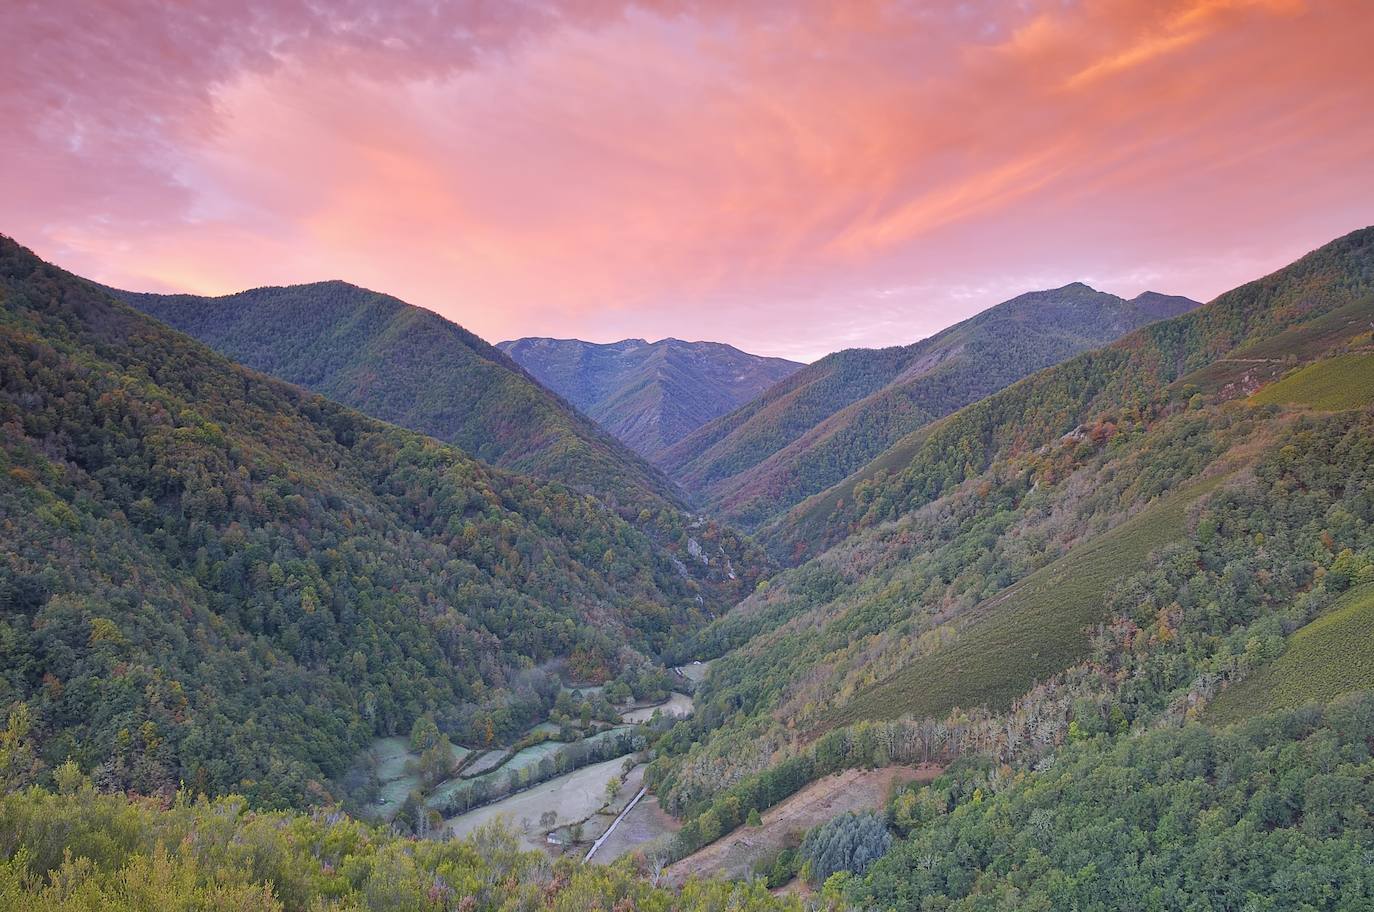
[659,284,1196,533]
[848,694,1374,909]
[4,227,1374,910]
[117,283,771,607]
[0,236,759,809]
[118,282,679,511]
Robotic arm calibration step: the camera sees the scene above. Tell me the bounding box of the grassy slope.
[823,474,1226,728]
[1250,351,1374,410]
[1207,585,1374,725]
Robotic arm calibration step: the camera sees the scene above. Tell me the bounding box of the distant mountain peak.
[659,282,1201,531]
[498,337,802,459]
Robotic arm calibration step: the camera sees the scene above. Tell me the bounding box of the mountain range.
[117,282,681,514]
[497,336,802,459]
[653,227,1374,859]
[0,236,761,807]
[5,225,1374,911]
[658,283,1200,532]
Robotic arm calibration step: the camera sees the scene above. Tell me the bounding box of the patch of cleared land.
[425,739,564,811]
[429,726,636,816]
[591,791,681,864]
[1250,351,1374,410]
[364,736,470,818]
[1207,584,1374,725]
[665,764,937,884]
[622,692,694,724]
[443,755,631,850]
[461,749,508,777]
[677,660,712,684]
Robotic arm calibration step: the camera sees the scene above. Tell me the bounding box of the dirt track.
[664,764,939,883]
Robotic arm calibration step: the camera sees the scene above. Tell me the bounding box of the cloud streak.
[3,0,1371,360]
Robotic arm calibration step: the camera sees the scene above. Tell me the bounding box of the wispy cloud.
[2,0,1370,358]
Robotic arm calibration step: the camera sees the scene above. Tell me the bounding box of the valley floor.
[445,755,637,849]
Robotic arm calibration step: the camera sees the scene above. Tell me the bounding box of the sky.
[4,1,1372,362]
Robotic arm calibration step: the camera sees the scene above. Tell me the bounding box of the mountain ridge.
[497,336,803,460]
[115,280,685,514]
[645,226,1374,861]
[659,282,1200,530]
[0,235,762,808]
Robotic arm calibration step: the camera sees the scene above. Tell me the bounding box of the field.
[1249,351,1374,410]
[623,692,694,723]
[823,474,1226,728]
[461,749,509,777]
[676,660,712,684]
[443,755,633,850]
[425,725,633,813]
[364,736,471,818]
[1206,585,1374,725]
[663,765,936,884]
[591,792,682,864]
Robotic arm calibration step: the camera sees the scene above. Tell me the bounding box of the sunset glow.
[5,0,1372,359]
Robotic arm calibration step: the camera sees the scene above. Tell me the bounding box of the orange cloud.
[2,0,1371,361]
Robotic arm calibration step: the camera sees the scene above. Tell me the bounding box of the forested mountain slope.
[765,229,1374,559]
[497,336,801,459]
[660,284,1197,531]
[117,282,680,513]
[0,236,759,809]
[848,695,1374,909]
[644,227,1374,857]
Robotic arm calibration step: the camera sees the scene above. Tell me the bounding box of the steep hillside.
[117,283,680,513]
[849,697,1374,910]
[1206,584,1374,725]
[644,227,1374,845]
[766,229,1374,560]
[660,284,1197,531]
[497,337,802,459]
[0,236,757,809]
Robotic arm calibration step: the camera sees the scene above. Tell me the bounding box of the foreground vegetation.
[0,769,797,912]
[848,693,1374,910]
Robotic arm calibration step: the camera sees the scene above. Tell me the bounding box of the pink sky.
[4,0,1372,361]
